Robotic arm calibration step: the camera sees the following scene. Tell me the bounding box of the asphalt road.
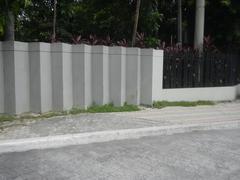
[0,129,240,180]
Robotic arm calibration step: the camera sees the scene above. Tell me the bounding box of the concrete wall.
[109,47,126,106]
[237,84,240,97]
[2,42,30,114]
[126,48,141,105]
[51,43,73,111]
[92,46,110,105]
[0,41,239,115]
[160,86,237,102]
[29,42,52,113]
[140,49,163,105]
[72,44,92,108]
[2,42,15,114]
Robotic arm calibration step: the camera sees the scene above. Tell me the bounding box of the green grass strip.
[0,103,140,123]
[87,103,139,113]
[0,115,16,122]
[153,101,215,109]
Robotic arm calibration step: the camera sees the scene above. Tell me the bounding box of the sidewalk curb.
[0,120,240,154]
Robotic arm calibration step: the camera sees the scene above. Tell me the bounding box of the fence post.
[29,42,52,113]
[51,43,73,111]
[72,44,92,109]
[109,47,126,106]
[152,49,164,102]
[92,46,110,105]
[0,42,4,113]
[237,84,240,97]
[140,49,163,105]
[126,48,141,105]
[3,41,30,114]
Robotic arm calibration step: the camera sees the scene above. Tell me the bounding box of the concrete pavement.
[0,128,240,180]
[0,101,240,153]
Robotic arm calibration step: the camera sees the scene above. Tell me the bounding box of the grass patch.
[153,101,215,109]
[0,114,16,122]
[40,111,68,119]
[68,108,86,115]
[0,103,140,123]
[87,103,139,113]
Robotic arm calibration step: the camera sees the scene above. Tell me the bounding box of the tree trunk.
[131,0,141,47]
[177,0,182,47]
[4,10,15,41]
[194,0,205,52]
[52,0,57,42]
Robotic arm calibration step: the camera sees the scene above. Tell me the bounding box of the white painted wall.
[29,43,52,113]
[2,42,15,114]
[237,84,240,97]
[92,46,110,105]
[109,47,126,106]
[140,49,164,105]
[51,43,73,111]
[39,43,53,112]
[29,43,41,112]
[140,49,153,105]
[160,86,237,102]
[14,42,30,114]
[72,44,92,109]
[0,41,239,115]
[62,44,73,110]
[3,42,30,114]
[152,50,164,102]
[126,48,141,105]
[51,43,64,111]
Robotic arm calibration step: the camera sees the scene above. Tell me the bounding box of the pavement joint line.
[139,116,240,122]
[0,120,239,154]
[116,110,240,117]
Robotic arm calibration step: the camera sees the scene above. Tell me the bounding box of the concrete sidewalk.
[0,101,240,153]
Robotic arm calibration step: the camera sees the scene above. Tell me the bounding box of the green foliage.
[144,36,160,48]
[204,0,240,51]
[139,0,163,37]
[9,0,31,14]
[16,0,53,41]
[0,0,30,14]
[220,0,231,6]
[0,0,31,39]
[68,108,86,115]
[153,101,215,109]
[87,103,139,113]
[0,114,16,122]
[0,14,4,36]
[40,111,68,119]
[0,0,238,51]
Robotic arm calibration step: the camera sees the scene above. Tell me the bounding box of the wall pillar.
[3,41,30,114]
[237,84,240,97]
[29,43,52,113]
[92,46,109,105]
[51,43,73,111]
[140,49,163,105]
[126,48,141,105]
[72,44,92,108]
[109,47,126,106]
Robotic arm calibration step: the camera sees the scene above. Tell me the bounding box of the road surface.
[0,128,240,180]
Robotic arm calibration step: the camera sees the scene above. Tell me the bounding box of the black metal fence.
[163,51,240,89]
